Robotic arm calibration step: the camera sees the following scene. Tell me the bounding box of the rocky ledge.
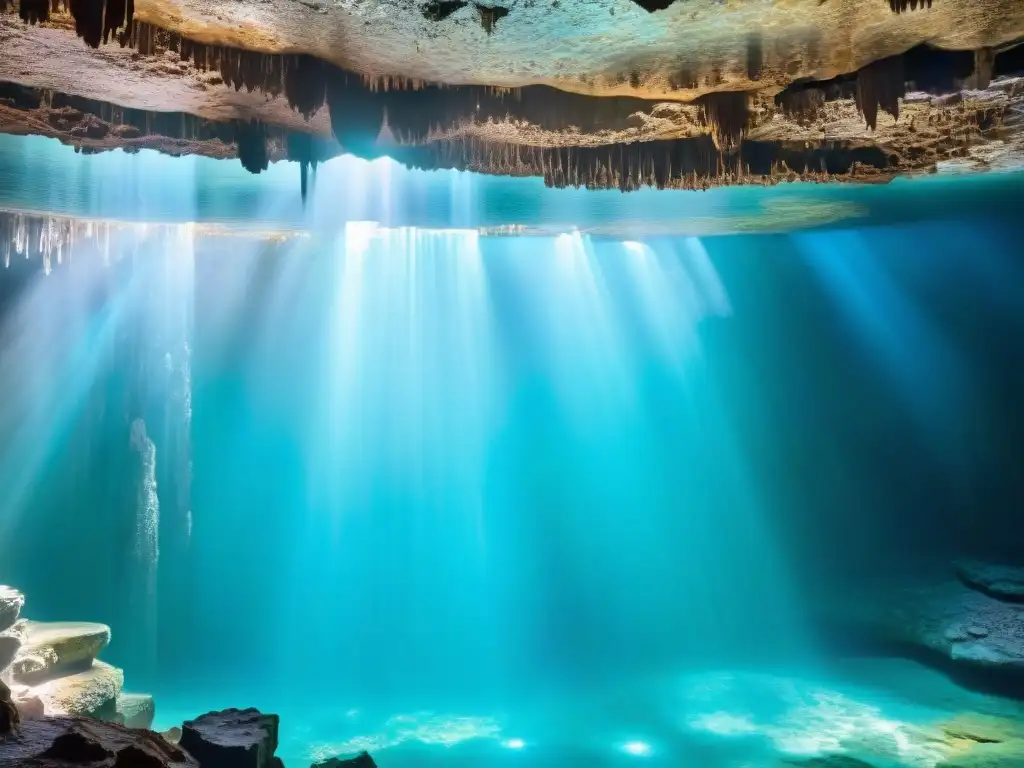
[0,697,379,768]
[815,560,1024,694]
[0,587,154,731]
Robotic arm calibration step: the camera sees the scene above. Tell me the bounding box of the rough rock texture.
[0,681,18,739]
[161,727,182,745]
[179,708,280,768]
[10,621,112,684]
[0,714,198,767]
[314,753,378,768]
[0,588,23,634]
[955,561,1024,603]
[0,634,19,675]
[10,686,44,721]
[31,660,124,719]
[117,693,156,730]
[817,578,1024,690]
[2,7,1024,191]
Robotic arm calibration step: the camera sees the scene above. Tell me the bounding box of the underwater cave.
[1,1,1024,767]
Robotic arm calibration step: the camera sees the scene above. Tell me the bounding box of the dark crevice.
[629,0,676,12]
[994,41,1024,78]
[776,44,985,129]
[421,0,466,21]
[475,3,508,34]
[697,91,749,151]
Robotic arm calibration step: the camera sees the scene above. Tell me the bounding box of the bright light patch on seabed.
[307,712,503,761]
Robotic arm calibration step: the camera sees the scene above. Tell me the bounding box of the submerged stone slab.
[0,587,23,633]
[10,621,111,684]
[179,708,280,768]
[0,714,198,768]
[31,660,124,719]
[955,561,1024,603]
[117,693,155,730]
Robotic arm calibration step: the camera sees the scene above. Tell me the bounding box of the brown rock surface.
[0,715,198,767]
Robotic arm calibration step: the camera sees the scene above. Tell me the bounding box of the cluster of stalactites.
[697,91,751,151]
[889,0,933,12]
[4,0,134,47]
[411,135,891,192]
[855,55,905,130]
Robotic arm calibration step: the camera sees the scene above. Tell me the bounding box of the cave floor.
[151,657,1024,767]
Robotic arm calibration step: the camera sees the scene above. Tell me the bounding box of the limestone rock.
[0,633,19,674]
[313,753,379,768]
[0,588,23,634]
[0,681,18,739]
[161,727,182,744]
[0,714,198,767]
[10,621,111,684]
[117,693,155,729]
[955,561,1024,603]
[31,660,124,719]
[12,691,44,720]
[179,708,281,768]
[819,579,1024,678]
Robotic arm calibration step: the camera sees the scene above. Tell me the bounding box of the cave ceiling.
[0,0,1022,192]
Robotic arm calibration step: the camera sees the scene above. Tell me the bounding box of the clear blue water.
[3,135,1024,767]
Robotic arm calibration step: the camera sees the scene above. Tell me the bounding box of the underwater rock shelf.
[0,585,154,730]
[812,560,1024,697]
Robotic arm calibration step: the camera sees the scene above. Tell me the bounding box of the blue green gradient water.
[2,135,1024,767]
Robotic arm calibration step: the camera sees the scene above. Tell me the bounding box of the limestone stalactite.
[855,54,905,130]
[3,0,134,47]
[889,0,933,12]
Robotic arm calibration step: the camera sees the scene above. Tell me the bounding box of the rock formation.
[0,714,197,768]
[955,561,1024,603]
[179,709,281,768]
[815,561,1024,694]
[313,753,378,768]
[0,0,1022,192]
[0,588,155,730]
[0,588,23,634]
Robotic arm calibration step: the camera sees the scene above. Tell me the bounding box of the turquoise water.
[3,136,1024,766]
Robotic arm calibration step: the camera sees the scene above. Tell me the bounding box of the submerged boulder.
[10,621,111,684]
[313,752,379,768]
[955,561,1024,603]
[0,714,198,767]
[31,660,124,719]
[117,693,155,729]
[0,588,23,634]
[179,708,281,768]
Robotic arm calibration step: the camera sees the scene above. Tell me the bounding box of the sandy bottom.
[152,657,1024,767]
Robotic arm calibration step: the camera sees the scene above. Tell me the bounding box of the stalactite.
[746,33,764,83]
[974,48,995,90]
[234,120,270,174]
[697,91,750,151]
[776,87,826,123]
[855,54,905,130]
[889,0,932,12]
[401,135,892,191]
